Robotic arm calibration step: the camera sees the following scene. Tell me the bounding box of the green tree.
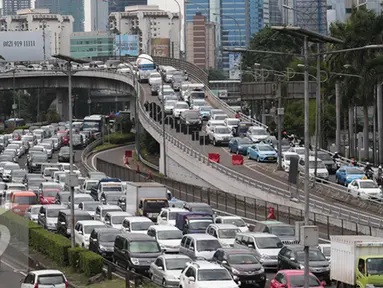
[115,114,132,133]
[140,131,159,155]
[207,68,227,80]
[45,109,61,123]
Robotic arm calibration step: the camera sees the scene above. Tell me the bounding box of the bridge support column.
[56,89,69,121]
[159,141,166,175]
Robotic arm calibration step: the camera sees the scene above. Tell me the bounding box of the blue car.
[335,166,366,186]
[247,144,278,162]
[228,137,253,155]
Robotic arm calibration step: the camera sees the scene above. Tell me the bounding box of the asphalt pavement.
[0,261,25,287]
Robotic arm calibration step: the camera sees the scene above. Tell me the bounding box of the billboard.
[229,52,241,79]
[0,31,51,62]
[151,38,170,57]
[115,35,139,57]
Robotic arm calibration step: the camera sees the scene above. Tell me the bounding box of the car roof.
[97,204,121,209]
[286,244,320,251]
[216,216,243,219]
[76,220,105,225]
[283,152,299,156]
[161,254,191,260]
[191,260,224,269]
[214,125,228,129]
[92,227,120,234]
[238,232,279,238]
[163,207,187,212]
[31,270,65,276]
[353,179,373,183]
[343,166,363,170]
[217,248,256,255]
[124,216,153,222]
[209,224,239,229]
[184,234,216,240]
[279,270,316,276]
[43,204,66,210]
[185,202,210,207]
[118,232,154,241]
[208,120,225,124]
[149,225,180,231]
[106,211,131,217]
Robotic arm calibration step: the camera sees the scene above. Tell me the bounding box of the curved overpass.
[0,68,382,234]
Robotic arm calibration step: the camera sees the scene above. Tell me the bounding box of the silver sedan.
[149,254,191,288]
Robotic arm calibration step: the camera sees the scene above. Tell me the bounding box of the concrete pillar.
[377,83,383,164]
[348,106,354,158]
[159,141,166,175]
[56,89,69,121]
[335,82,341,153]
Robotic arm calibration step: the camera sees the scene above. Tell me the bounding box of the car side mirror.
[188,276,195,282]
[78,231,83,235]
[158,266,163,270]
[321,281,326,287]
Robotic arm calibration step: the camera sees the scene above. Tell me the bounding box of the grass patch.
[93,144,119,153]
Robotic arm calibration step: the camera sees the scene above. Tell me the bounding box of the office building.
[35,0,84,32]
[84,0,108,31]
[294,0,327,33]
[0,8,73,55]
[186,12,215,69]
[71,31,114,58]
[281,0,295,25]
[1,0,30,15]
[109,5,181,58]
[108,0,147,14]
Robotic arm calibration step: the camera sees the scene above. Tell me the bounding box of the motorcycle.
[365,169,374,180]
[334,158,342,170]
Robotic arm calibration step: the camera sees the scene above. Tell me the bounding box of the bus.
[83,115,109,137]
[136,54,156,83]
[4,118,25,129]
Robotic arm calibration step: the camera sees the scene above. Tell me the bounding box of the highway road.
[0,261,25,287]
[139,83,383,224]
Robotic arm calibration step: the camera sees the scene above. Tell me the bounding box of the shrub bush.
[68,247,88,271]
[79,250,104,277]
[105,133,135,145]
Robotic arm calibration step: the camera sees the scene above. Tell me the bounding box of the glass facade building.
[70,32,114,59]
[186,0,210,22]
[108,0,147,14]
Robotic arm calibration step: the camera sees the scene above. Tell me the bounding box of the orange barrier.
[125,150,132,158]
[232,154,244,165]
[208,153,220,163]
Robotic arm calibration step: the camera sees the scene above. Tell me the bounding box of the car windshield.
[5,164,19,170]
[257,145,274,151]
[44,169,58,176]
[200,106,212,112]
[294,148,305,154]
[228,254,259,264]
[215,127,231,134]
[101,209,121,217]
[346,168,364,174]
[85,181,98,189]
[214,115,227,120]
[74,196,92,204]
[84,225,106,234]
[12,170,26,177]
[184,112,200,120]
[308,161,326,169]
[318,153,332,161]
[366,258,383,275]
[9,185,26,191]
[166,258,189,270]
[30,206,41,213]
[47,209,61,217]
[192,101,205,107]
[189,219,212,230]
[218,229,239,239]
[99,232,118,242]
[105,194,121,203]
[32,156,47,162]
[102,185,122,192]
[222,218,247,227]
[43,190,59,197]
[321,247,331,257]
[296,250,326,261]
[227,119,240,125]
[255,237,283,249]
[44,184,61,190]
[289,275,321,287]
[83,202,99,211]
[111,215,126,224]
[196,239,221,251]
[359,181,378,188]
[165,101,177,107]
[129,241,160,253]
[250,128,267,135]
[28,179,44,185]
[157,230,182,240]
[14,196,37,205]
[58,193,70,203]
[176,103,189,109]
[270,226,295,236]
[37,274,65,285]
[238,138,252,145]
[198,269,232,281]
[150,73,161,79]
[131,221,152,231]
[144,200,168,210]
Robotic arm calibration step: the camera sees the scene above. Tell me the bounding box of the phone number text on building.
[3,40,36,48]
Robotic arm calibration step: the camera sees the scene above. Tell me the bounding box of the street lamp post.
[53,54,89,248]
[171,0,182,59]
[12,69,16,118]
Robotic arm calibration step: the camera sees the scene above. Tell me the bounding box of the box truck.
[331,235,383,288]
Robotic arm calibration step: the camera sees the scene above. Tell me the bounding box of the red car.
[10,191,38,216]
[40,188,60,204]
[57,130,69,145]
[270,270,326,288]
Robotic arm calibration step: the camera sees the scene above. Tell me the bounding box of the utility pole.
[377,82,383,164]
[161,80,167,176]
[42,20,46,62]
[335,82,341,153]
[314,43,321,178]
[37,88,40,122]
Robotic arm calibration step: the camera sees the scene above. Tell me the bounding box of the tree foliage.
[207,68,227,81]
[115,114,132,133]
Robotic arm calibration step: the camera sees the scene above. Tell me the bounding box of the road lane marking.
[1,259,26,276]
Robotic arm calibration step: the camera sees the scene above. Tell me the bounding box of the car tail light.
[34,284,38,288]
[65,281,69,288]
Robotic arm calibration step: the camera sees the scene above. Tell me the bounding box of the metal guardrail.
[80,138,103,172]
[3,69,383,227]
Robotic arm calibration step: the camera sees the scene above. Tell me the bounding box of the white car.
[288,146,305,157]
[347,179,382,200]
[149,72,162,86]
[246,127,270,143]
[157,207,187,226]
[121,216,154,234]
[148,225,183,253]
[104,211,132,229]
[74,220,106,248]
[298,156,329,180]
[179,260,239,288]
[282,152,300,172]
[205,120,225,134]
[172,101,189,118]
[21,269,68,288]
[208,125,233,146]
[206,224,240,247]
[2,162,20,182]
[211,113,228,121]
[164,99,177,114]
[214,216,249,233]
[190,99,206,110]
[223,118,240,130]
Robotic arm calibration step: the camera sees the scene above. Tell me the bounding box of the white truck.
[331,235,383,288]
[124,182,170,222]
[182,83,204,102]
